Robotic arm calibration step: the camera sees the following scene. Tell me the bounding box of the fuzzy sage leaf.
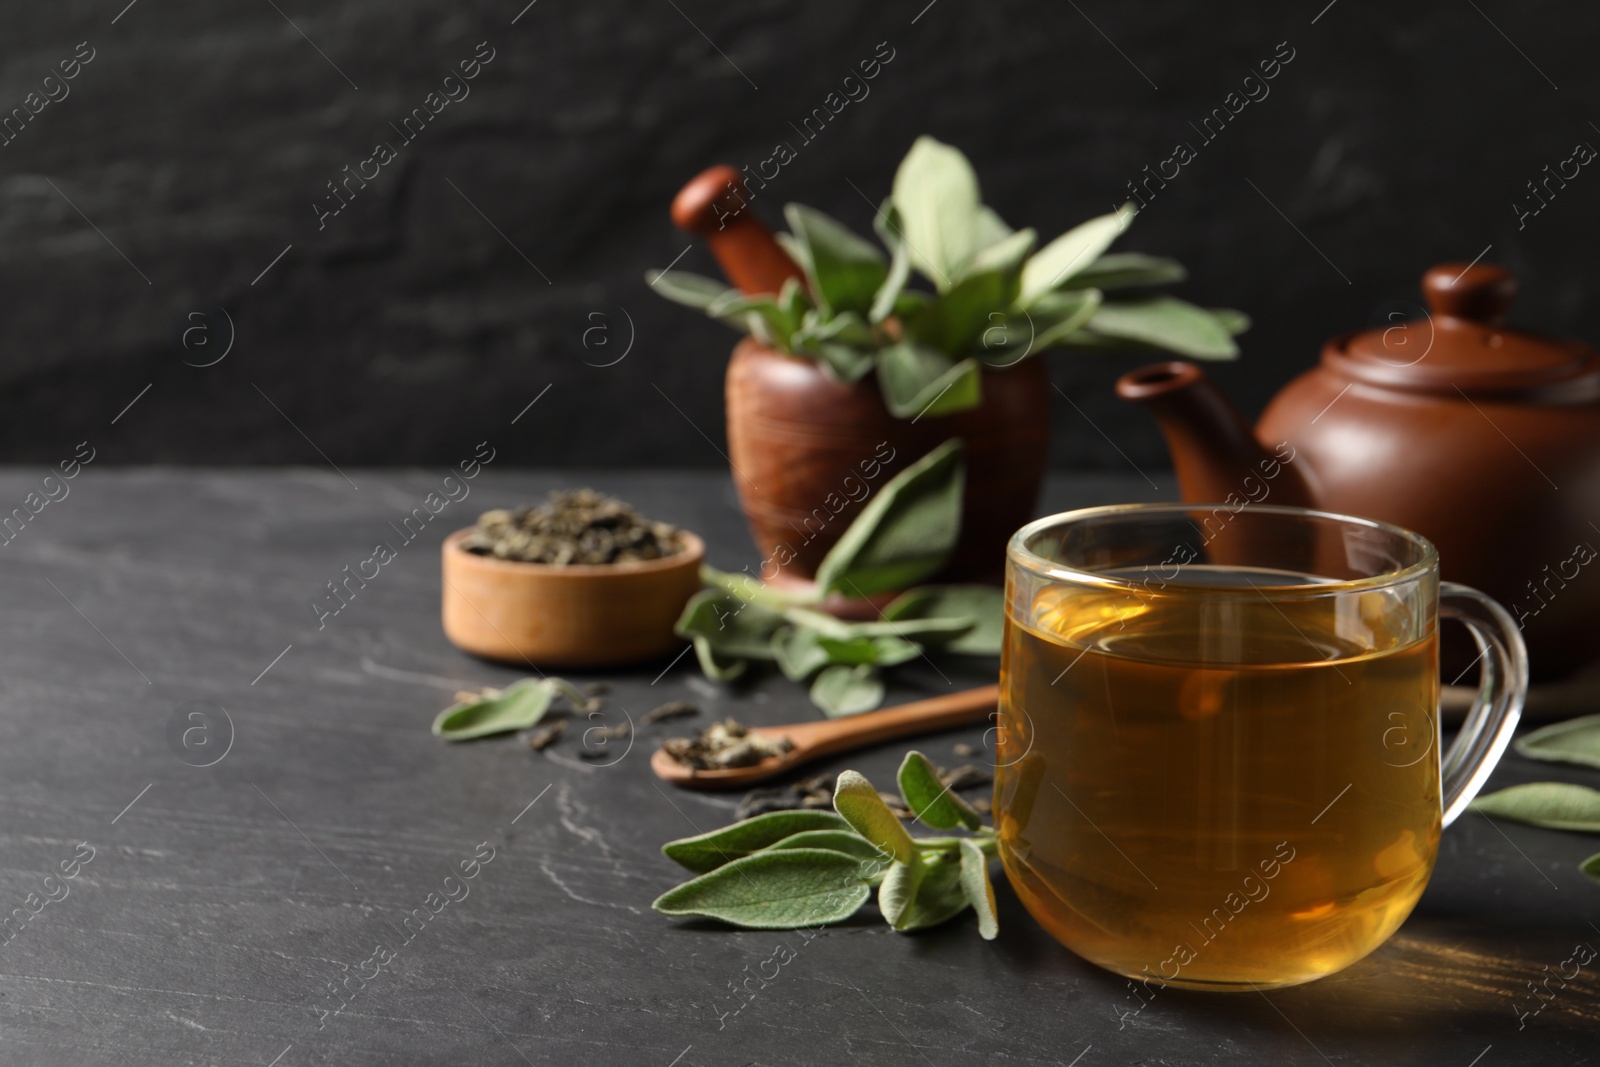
[891,135,982,289]
[433,679,565,741]
[651,849,871,928]
[766,829,892,881]
[785,204,887,317]
[661,810,851,875]
[882,585,1003,654]
[889,855,970,932]
[810,664,886,718]
[814,438,964,597]
[1018,204,1135,306]
[834,770,917,862]
[1515,714,1600,770]
[877,857,925,929]
[958,838,998,940]
[898,750,982,831]
[1084,296,1239,360]
[646,269,734,309]
[1470,782,1600,832]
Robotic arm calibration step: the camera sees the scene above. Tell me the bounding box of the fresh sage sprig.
[674,438,1003,716]
[652,751,999,938]
[1468,713,1600,884]
[649,135,1248,421]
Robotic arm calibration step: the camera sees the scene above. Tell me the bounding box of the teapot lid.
[1328,262,1599,393]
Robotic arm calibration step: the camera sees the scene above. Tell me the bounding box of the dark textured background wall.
[1,0,1594,469]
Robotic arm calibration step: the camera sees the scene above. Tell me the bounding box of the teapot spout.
[1116,362,1309,506]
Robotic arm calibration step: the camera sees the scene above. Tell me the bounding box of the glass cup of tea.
[994,503,1527,991]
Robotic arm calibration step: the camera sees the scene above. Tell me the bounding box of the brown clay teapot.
[1117,262,1600,679]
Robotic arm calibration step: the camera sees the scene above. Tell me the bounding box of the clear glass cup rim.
[1008,502,1441,597]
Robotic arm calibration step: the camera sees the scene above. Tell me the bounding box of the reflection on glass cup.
[995,504,1526,990]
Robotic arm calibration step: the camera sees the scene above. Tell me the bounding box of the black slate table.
[3,468,1597,1067]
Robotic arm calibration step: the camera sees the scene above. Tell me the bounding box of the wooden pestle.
[671,165,805,296]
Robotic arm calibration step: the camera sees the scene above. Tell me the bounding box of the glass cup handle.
[1438,582,1529,826]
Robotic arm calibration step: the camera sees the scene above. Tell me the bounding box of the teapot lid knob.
[1423,262,1516,322]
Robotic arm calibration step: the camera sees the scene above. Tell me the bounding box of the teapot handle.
[1438,582,1528,826]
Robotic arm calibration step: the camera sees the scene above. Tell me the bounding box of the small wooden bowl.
[440,528,705,669]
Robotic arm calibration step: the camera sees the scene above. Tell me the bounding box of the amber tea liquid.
[995,567,1440,990]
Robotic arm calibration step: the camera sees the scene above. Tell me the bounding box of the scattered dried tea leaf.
[737,774,836,820]
[661,718,794,771]
[462,489,684,565]
[952,742,980,758]
[879,791,915,821]
[525,720,567,751]
[940,764,993,792]
[584,682,611,697]
[642,700,700,725]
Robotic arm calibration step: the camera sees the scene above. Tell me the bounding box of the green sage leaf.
[766,830,891,880]
[891,854,970,932]
[1018,204,1135,306]
[784,204,887,316]
[871,203,912,324]
[1516,714,1600,770]
[677,589,785,682]
[810,343,876,383]
[973,205,1013,248]
[1469,782,1600,832]
[1211,307,1252,335]
[876,344,982,419]
[964,227,1036,282]
[646,269,734,309]
[891,136,982,288]
[772,625,833,682]
[834,769,917,863]
[1085,296,1239,359]
[662,810,851,874]
[878,856,925,929]
[676,590,784,660]
[816,634,922,668]
[432,679,555,741]
[814,438,964,597]
[883,585,1003,654]
[701,564,812,610]
[652,848,870,928]
[784,605,973,644]
[1060,252,1186,291]
[1583,852,1600,884]
[897,750,982,831]
[928,268,1014,355]
[1029,288,1105,350]
[690,639,747,682]
[810,663,885,717]
[958,839,999,940]
[707,290,796,350]
[778,276,811,322]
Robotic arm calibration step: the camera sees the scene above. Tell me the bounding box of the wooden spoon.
[650,684,999,790]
